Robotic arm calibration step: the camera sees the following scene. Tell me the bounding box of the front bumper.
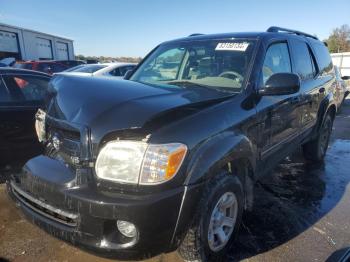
[7,155,188,260]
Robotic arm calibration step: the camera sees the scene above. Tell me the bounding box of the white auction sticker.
[215,42,250,52]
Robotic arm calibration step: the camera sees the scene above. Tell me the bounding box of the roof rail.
[188,33,204,37]
[267,26,318,40]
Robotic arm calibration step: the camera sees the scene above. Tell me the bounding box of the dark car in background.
[56,60,86,68]
[0,68,51,166]
[8,27,339,261]
[14,60,68,75]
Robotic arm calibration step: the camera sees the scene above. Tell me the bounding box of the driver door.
[255,40,302,175]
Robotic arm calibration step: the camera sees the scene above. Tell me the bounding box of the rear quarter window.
[290,39,315,80]
[311,42,333,75]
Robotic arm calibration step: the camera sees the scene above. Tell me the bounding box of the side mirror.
[341,76,350,81]
[259,73,300,96]
[124,69,134,79]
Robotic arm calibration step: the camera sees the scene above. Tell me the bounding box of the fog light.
[117,220,137,238]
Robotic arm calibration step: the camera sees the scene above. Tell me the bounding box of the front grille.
[47,126,82,165]
[11,182,78,227]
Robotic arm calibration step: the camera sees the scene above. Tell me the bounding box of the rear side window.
[291,40,315,80]
[3,75,50,102]
[14,63,33,70]
[312,43,333,75]
[111,66,135,77]
[262,42,292,84]
[0,77,11,102]
[37,63,52,73]
[50,63,67,73]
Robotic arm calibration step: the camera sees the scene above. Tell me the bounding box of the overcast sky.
[1,0,349,57]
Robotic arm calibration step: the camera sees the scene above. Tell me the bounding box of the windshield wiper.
[166,80,238,94]
[166,80,212,89]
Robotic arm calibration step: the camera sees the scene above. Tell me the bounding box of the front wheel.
[303,113,333,162]
[178,174,244,262]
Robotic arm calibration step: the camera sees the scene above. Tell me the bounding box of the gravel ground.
[1,98,350,262]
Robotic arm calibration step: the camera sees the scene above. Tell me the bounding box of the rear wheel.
[178,174,243,262]
[303,113,333,162]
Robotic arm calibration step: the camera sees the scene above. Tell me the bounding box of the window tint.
[4,75,50,101]
[262,42,291,84]
[50,63,67,73]
[0,77,11,102]
[312,42,333,75]
[112,66,135,77]
[37,63,52,73]
[110,67,122,77]
[14,63,33,70]
[291,40,315,80]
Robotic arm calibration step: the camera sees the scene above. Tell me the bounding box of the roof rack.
[188,33,204,37]
[267,26,318,40]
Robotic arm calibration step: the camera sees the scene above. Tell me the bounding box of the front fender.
[184,131,257,185]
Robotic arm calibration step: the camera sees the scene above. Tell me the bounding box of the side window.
[50,63,67,73]
[118,66,131,76]
[110,68,122,76]
[311,43,333,75]
[37,63,52,73]
[291,40,315,80]
[0,77,11,102]
[262,42,291,84]
[3,75,50,102]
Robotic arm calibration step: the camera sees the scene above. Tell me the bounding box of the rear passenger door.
[290,39,320,134]
[0,73,50,165]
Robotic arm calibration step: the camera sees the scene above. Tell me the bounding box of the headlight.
[95,140,187,185]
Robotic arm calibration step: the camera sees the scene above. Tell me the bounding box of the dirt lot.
[1,98,350,262]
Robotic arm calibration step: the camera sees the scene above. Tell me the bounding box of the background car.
[0,68,51,167]
[60,62,137,78]
[55,60,86,68]
[14,60,69,75]
[334,65,349,107]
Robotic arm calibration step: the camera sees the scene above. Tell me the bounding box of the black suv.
[8,27,337,261]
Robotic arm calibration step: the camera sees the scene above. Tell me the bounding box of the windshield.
[65,64,107,73]
[131,39,256,92]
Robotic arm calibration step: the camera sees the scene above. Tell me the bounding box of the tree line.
[75,54,142,63]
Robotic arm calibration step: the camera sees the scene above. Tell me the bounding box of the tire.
[303,113,333,162]
[178,173,244,262]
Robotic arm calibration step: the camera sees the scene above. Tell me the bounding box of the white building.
[0,23,74,61]
[331,52,350,77]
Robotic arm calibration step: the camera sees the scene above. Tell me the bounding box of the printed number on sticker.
[215,42,249,51]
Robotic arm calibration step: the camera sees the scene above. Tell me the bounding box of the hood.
[48,75,231,142]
